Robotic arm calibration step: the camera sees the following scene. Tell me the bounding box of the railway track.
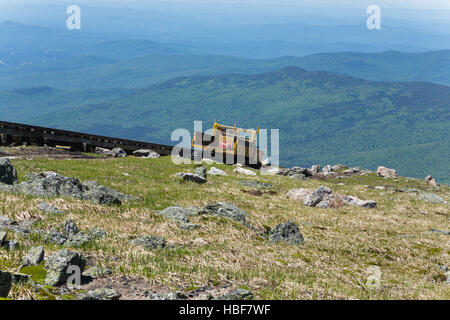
[0,121,174,156]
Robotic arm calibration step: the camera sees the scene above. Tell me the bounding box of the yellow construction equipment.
[192,119,263,167]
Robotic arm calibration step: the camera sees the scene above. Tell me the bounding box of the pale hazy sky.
[1,0,450,10]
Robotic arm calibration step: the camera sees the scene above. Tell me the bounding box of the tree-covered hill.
[20,67,450,183]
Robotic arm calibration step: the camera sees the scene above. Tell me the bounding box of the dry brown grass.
[0,154,449,300]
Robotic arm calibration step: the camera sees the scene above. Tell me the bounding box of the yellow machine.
[192,120,263,167]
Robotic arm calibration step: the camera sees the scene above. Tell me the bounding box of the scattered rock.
[201,202,251,228]
[5,240,18,251]
[289,173,307,180]
[131,235,167,250]
[260,167,282,176]
[194,167,207,179]
[322,165,332,173]
[0,271,12,298]
[417,193,447,204]
[269,221,304,245]
[133,149,160,159]
[22,246,44,266]
[63,220,79,238]
[95,147,114,156]
[207,167,227,176]
[233,166,256,176]
[2,171,133,205]
[37,201,62,214]
[282,166,312,177]
[44,249,87,286]
[0,158,18,185]
[45,230,68,245]
[165,291,188,300]
[218,289,254,300]
[179,173,207,184]
[430,228,450,235]
[83,266,113,279]
[316,186,332,196]
[87,228,107,240]
[425,175,438,187]
[377,166,398,178]
[112,148,127,157]
[287,188,312,201]
[240,180,273,189]
[64,232,92,248]
[311,165,321,174]
[303,192,323,207]
[336,195,377,208]
[159,206,201,230]
[77,288,121,300]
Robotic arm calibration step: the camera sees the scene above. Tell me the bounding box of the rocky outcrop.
[218,289,254,300]
[159,206,201,230]
[131,235,167,250]
[38,201,62,214]
[0,158,17,185]
[22,246,44,266]
[200,202,251,228]
[77,288,121,300]
[377,166,398,178]
[44,249,86,286]
[240,180,273,189]
[269,221,304,245]
[133,149,160,159]
[1,171,134,205]
[287,186,376,209]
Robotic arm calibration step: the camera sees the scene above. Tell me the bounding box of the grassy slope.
[28,67,450,183]
[1,154,449,300]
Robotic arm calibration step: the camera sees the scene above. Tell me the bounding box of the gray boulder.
[269,221,304,245]
[179,173,207,184]
[83,266,112,279]
[87,228,107,240]
[112,148,127,158]
[303,192,323,207]
[63,220,79,237]
[207,167,227,176]
[77,288,121,300]
[0,271,12,298]
[201,202,250,227]
[316,186,332,196]
[0,158,17,185]
[240,180,273,189]
[133,149,160,158]
[45,230,68,245]
[194,167,207,179]
[64,232,92,248]
[218,289,254,300]
[44,249,87,286]
[38,201,62,214]
[311,165,321,174]
[131,235,167,250]
[418,193,447,204]
[95,147,114,156]
[159,206,201,230]
[22,246,45,266]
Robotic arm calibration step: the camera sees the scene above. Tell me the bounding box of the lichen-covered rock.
[22,246,44,266]
[316,186,332,196]
[178,173,207,183]
[37,201,62,214]
[63,220,79,238]
[133,149,160,158]
[131,235,167,250]
[87,228,107,240]
[77,288,121,300]
[0,271,12,298]
[336,195,377,208]
[417,193,447,204]
[81,180,129,205]
[218,289,254,300]
[44,249,86,286]
[0,158,17,185]
[45,230,68,245]
[159,206,201,230]
[194,167,207,179]
[83,266,112,279]
[303,192,323,207]
[201,202,250,227]
[269,221,304,245]
[240,180,273,189]
[311,165,321,174]
[64,232,92,248]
